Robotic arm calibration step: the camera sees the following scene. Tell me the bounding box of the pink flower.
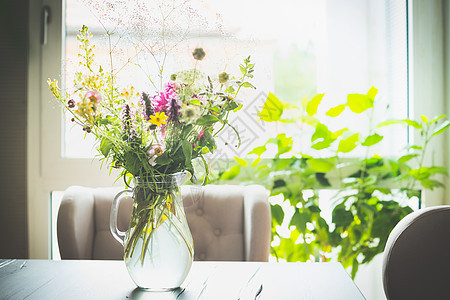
[151,89,179,113]
[85,90,102,103]
[198,130,205,140]
[164,81,179,92]
[151,92,169,113]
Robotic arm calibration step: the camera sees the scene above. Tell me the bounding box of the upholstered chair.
[382,205,450,300]
[57,184,271,262]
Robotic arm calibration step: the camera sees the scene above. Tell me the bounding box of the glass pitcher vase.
[110,172,194,290]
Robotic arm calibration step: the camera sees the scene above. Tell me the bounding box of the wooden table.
[0,259,365,299]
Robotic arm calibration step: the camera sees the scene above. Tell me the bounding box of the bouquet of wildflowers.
[48,26,255,263]
[48,26,255,185]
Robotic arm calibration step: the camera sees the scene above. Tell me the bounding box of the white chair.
[57,184,271,262]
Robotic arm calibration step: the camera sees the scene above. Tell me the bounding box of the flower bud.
[219,72,229,83]
[192,48,205,61]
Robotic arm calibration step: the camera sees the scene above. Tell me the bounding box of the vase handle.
[110,189,133,245]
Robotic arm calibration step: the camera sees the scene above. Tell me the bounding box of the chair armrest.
[243,185,271,261]
[57,186,95,259]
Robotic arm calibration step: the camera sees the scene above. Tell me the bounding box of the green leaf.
[326,104,346,117]
[420,115,429,124]
[361,133,383,146]
[98,117,110,125]
[123,151,141,175]
[332,204,354,228]
[181,124,193,138]
[241,82,256,89]
[311,123,336,150]
[328,231,342,247]
[268,133,293,156]
[315,172,331,186]
[271,204,285,225]
[220,164,240,180]
[234,156,248,167]
[311,123,332,142]
[202,131,216,153]
[432,120,450,136]
[431,115,446,124]
[240,65,246,75]
[226,101,239,111]
[351,259,360,280]
[258,92,284,122]
[337,133,359,153]
[377,119,404,128]
[196,115,219,126]
[331,128,349,139]
[248,145,267,157]
[420,179,445,190]
[290,209,310,233]
[251,157,261,167]
[306,93,324,116]
[347,94,373,113]
[398,154,419,163]
[154,152,172,165]
[181,140,193,167]
[311,139,335,150]
[189,99,202,106]
[99,136,113,157]
[429,166,448,175]
[409,167,431,180]
[307,158,335,172]
[366,86,378,100]
[403,119,422,129]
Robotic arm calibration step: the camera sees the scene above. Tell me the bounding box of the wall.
[0,0,29,258]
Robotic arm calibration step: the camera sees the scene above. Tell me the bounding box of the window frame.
[27,0,449,259]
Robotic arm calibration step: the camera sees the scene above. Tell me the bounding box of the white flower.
[148,144,166,166]
[178,103,203,124]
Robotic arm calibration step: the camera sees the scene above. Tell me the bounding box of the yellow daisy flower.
[149,112,168,127]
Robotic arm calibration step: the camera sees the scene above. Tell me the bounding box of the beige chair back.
[57,185,271,262]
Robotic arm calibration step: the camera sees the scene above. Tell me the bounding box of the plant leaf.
[312,123,332,142]
[271,204,285,225]
[196,115,219,126]
[420,115,429,124]
[306,93,324,116]
[234,156,248,167]
[332,204,354,228]
[258,92,284,122]
[377,119,403,128]
[347,94,373,113]
[307,158,335,172]
[99,136,113,157]
[248,145,267,157]
[432,120,450,136]
[398,153,419,163]
[420,179,445,190]
[220,164,240,180]
[337,133,359,153]
[290,209,311,233]
[403,119,422,129]
[326,104,346,117]
[366,86,378,100]
[181,140,193,168]
[431,115,446,124]
[361,133,383,147]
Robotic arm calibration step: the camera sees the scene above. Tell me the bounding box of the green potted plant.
[216,87,449,278]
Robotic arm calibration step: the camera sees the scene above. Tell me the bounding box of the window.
[63,0,408,162]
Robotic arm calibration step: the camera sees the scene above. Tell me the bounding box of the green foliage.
[216,87,449,278]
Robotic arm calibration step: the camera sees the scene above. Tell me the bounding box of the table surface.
[0,259,365,300]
